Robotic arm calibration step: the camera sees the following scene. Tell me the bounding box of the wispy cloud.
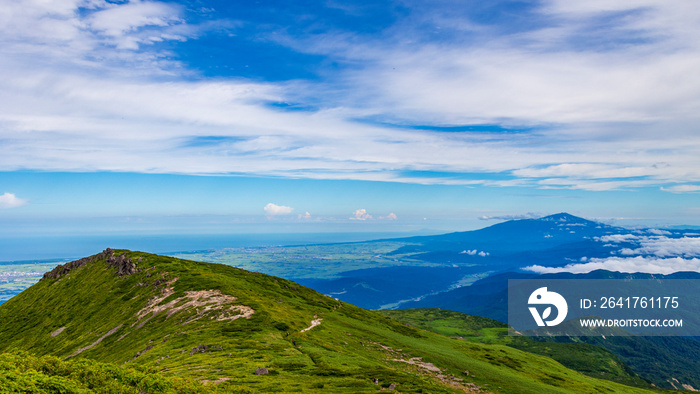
[662,185,700,193]
[0,0,699,192]
[0,193,27,209]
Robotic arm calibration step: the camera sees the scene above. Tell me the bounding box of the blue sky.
[1,0,700,238]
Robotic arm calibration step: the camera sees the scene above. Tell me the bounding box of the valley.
[2,213,700,391]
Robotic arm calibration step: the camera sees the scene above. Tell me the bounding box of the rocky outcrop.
[42,255,97,280]
[127,345,154,362]
[105,249,138,277]
[41,248,138,280]
[189,344,223,355]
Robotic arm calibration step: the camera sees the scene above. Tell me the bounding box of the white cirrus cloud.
[350,209,372,221]
[87,1,183,37]
[0,0,699,193]
[264,203,293,216]
[524,256,700,275]
[0,192,27,209]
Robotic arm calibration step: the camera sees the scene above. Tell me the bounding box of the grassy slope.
[0,351,237,394]
[378,309,651,389]
[0,250,657,393]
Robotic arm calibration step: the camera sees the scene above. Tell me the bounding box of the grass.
[379,308,652,389]
[0,350,242,393]
[0,250,660,393]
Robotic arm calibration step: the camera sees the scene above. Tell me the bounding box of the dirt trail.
[300,318,323,332]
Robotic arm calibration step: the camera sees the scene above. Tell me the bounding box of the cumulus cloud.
[0,193,27,209]
[380,213,397,220]
[350,209,372,220]
[298,211,312,220]
[524,256,700,275]
[264,203,293,216]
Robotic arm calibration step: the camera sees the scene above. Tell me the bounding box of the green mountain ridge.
[378,309,651,389]
[0,249,659,393]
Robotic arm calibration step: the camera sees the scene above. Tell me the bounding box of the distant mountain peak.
[539,213,589,223]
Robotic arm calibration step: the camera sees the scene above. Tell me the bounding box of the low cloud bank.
[524,256,700,275]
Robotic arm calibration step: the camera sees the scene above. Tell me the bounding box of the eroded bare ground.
[668,377,699,392]
[63,273,256,361]
[368,340,480,392]
[300,318,323,333]
[201,377,231,385]
[132,276,255,329]
[50,326,66,337]
[66,324,123,359]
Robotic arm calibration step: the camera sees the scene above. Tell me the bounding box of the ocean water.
[0,232,410,262]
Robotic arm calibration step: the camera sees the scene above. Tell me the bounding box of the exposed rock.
[300,318,322,333]
[42,255,98,280]
[41,249,138,280]
[133,286,255,330]
[391,357,441,373]
[190,345,209,355]
[189,344,223,355]
[254,368,269,375]
[388,383,397,389]
[50,327,66,337]
[127,345,154,362]
[105,249,138,276]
